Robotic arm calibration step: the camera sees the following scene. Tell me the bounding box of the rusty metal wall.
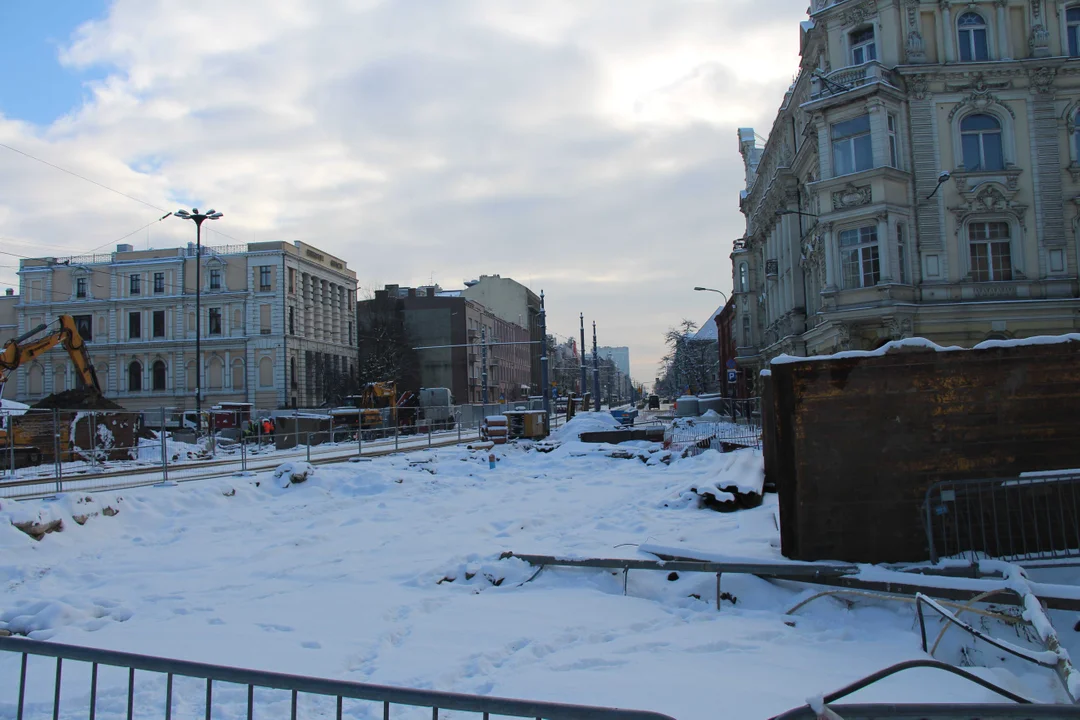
[767,341,1080,563]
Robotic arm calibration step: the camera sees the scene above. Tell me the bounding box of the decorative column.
[876,212,891,283]
[821,223,837,290]
[941,1,955,63]
[999,0,1012,59]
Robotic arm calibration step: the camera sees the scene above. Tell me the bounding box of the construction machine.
[0,316,102,469]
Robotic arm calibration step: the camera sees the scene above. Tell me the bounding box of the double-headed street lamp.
[175,208,223,435]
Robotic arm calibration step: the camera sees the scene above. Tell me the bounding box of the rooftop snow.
[770,334,1080,365]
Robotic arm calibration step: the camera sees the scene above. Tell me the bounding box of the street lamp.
[175,207,223,435]
[693,286,729,303]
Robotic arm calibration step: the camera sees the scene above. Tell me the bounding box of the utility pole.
[579,313,587,397]
[481,325,488,404]
[539,291,550,417]
[592,321,600,411]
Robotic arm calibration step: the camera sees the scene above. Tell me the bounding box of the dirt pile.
[30,388,123,410]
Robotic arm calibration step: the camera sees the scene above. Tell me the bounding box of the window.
[154,272,165,294]
[887,114,899,168]
[129,274,141,295]
[260,304,272,334]
[832,115,873,176]
[289,307,295,335]
[288,268,296,294]
[969,221,1012,282]
[259,356,273,387]
[76,277,87,299]
[839,226,881,288]
[259,266,272,292]
[958,12,989,62]
[209,308,222,336]
[232,359,245,390]
[128,312,141,339]
[1074,110,1080,164]
[960,114,1003,171]
[738,263,749,293]
[291,358,297,388]
[348,321,353,344]
[152,360,167,391]
[153,310,165,338]
[207,357,224,389]
[1069,7,1080,57]
[209,268,222,290]
[73,314,93,341]
[741,316,751,347]
[896,223,908,284]
[850,26,876,65]
[128,360,142,392]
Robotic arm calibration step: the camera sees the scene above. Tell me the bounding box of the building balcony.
[807,61,899,104]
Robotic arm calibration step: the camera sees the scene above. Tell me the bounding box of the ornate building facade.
[734,0,1080,387]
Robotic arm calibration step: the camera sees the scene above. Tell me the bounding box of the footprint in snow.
[301,641,321,649]
[257,623,294,632]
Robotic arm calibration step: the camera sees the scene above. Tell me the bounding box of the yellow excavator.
[0,315,102,468]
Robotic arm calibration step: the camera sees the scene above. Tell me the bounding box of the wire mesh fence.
[0,403,564,499]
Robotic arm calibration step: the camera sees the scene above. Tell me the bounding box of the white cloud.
[0,0,807,383]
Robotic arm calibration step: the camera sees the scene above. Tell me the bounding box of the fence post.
[89,411,97,471]
[306,433,311,463]
[7,411,15,479]
[358,425,363,456]
[160,407,169,483]
[52,408,62,493]
[428,422,432,447]
[394,423,399,451]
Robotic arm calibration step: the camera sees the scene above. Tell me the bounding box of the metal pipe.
[592,322,600,411]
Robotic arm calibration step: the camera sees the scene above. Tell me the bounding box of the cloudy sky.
[0,0,807,384]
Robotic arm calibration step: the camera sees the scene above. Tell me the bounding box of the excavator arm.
[0,315,101,393]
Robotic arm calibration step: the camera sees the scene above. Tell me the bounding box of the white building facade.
[15,241,357,411]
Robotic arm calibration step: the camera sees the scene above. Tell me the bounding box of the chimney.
[117,243,134,253]
[4,288,13,296]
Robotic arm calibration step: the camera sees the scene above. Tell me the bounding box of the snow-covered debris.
[273,461,314,487]
[547,412,624,444]
[664,449,764,511]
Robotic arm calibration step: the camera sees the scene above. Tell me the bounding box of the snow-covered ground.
[1,421,1077,718]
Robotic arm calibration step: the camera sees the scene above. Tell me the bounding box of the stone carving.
[885,317,913,340]
[832,183,872,210]
[1030,25,1051,57]
[908,74,929,100]
[1028,66,1057,94]
[946,86,1016,122]
[835,324,851,352]
[842,1,877,27]
[950,183,1029,229]
[906,30,926,63]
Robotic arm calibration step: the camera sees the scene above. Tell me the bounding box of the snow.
[0,399,29,415]
[272,461,315,487]
[546,412,623,444]
[1,445,1078,717]
[771,334,1080,366]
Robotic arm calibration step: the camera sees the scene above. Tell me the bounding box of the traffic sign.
[726,359,736,369]
[726,370,738,384]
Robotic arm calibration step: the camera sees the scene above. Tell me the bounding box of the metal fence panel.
[924,472,1080,564]
[0,636,674,720]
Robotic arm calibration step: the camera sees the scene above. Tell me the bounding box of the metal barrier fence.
[0,406,564,500]
[0,635,673,720]
[924,472,1080,564]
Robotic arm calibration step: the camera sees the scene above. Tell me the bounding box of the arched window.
[152,360,167,391]
[849,26,876,65]
[53,363,67,393]
[738,263,749,293]
[28,363,43,395]
[207,356,224,389]
[957,12,989,62]
[232,359,245,391]
[968,221,1012,282]
[1069,7,1080,56]
[97,363,109,394]
[259,357,274,387]
[960,114,1003,171]
[128,360,142,392]
[186,361,196,390]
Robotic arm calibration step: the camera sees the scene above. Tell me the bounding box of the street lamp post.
[693,286,729,302]
[175,208,223,436]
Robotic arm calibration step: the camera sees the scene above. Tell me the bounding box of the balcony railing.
[809,61,898,101]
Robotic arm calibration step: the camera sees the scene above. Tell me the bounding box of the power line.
[0,141,168,213]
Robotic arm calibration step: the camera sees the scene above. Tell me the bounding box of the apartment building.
[460,275,543,392]
[14,241,356,410]
[357,284,532,404]
[731,0,1080,390]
